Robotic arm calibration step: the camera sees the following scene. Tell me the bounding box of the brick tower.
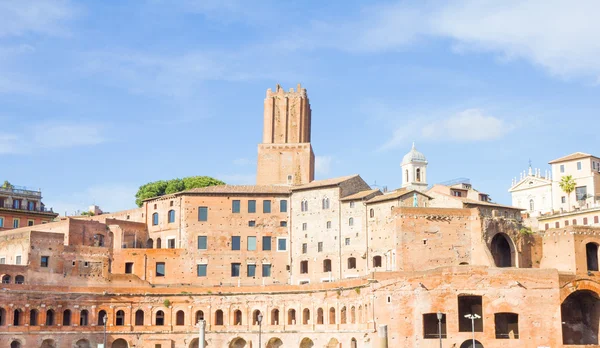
[256,84,315,186]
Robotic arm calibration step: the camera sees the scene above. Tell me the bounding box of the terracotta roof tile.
[367,188,432,204]
[548,152,594,164]
[340,189,381,201]
[183,185,291,195]
[290,175,359,191]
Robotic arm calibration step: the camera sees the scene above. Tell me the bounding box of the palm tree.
[559,175,577,211]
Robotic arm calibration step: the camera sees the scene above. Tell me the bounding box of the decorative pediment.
[509,176,551,192]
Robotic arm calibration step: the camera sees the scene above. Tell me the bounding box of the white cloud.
[46,183,137,216]
[0,123,107,154]
[0,0,77,37]
[315,156,333,176]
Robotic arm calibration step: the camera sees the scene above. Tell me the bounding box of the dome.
[402,143,427,164]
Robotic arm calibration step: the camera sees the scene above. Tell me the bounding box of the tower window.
[416,168,421,182]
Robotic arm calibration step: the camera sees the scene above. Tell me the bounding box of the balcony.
[0,184,42,198]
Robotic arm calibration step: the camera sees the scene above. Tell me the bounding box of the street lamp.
[257,312,263,348]
[103,314,107,348]
[436,311,443,348]
[197,318,206,348]
[464,314,481,348]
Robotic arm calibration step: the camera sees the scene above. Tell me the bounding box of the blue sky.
[1,0,599,215]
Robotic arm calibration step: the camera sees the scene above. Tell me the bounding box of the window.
[317,308,324,324]
[0,257,4,264]
[27,201,35,211]
[584,217,589,225]
[0,217,3,227]
[263,200,271,213]
[529,199,534,212]
[329,307,336,324]
[248,200,256,213]
[195,310,204,323]
[27,220,34,227]
[287,174,293,184]
[545,223,549,231]
[231,263,241,277]
[41,256,49,267]
[115,310,125,326]
[555,222,560,228]
[247,236,257,251]
[576,186,588,201]
[152,213,158,226]
[168,210,175,223]
[301,200,308,212]
[80,310,89,326]
[302,243,307,254]
[495,313,519,339]
[176,310,185,326]
[280,221,287,227]
[373,256,382,267]
[323,259,332,272]
[350,202,355,208]
[155,310,165,326]
[249,220,256,227]
[13,218,19,229]
[1,274,10,283]
[197,236,207,250]
[262,264,271,277]
[586,243,599,271]
[156,262,165,277]
[423,313,447,339]
[318,242,323,252]
[347,257,356,269]
[458,296,483,332]
[280,200,287,212]
[247,264,256,277]
[97,310,107,326]
[46,309,55,326]
[577,161,582,170]
[300,261,309,274]
[15,255,21,265]
[561,196,566,204]
[345,238,350,246]
[215,310,224,325]
[125,262,133,274]
[369,209,374,218]
[198,207,208,221]
[232,236,241,250]
[565,220,569,226]
[15,275,24,284]
[326,221,332,229]
[302,308,310,324]
[13,200,20,209]
[302,222,307,231]
[197,264,207,277]
[277,238,287,251]
[262,236,272,251]
[416,168,421,182]
[167,238,176,249]
[595,216,599,224]
[232,200,241,213]
[349,217,354,226]
[322,198,330,209]
[234,310,243,325]
[560,164,565,173]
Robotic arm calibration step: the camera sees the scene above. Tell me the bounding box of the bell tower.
[257,84,315,186]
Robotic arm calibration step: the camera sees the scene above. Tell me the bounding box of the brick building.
[0,85,599,348]
[0,183,57,233]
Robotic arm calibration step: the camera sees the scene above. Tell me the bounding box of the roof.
[402,143,427,164]
[548,152,593,164]
[183,185,291,195]
[290,175,359,191]
[367,188,432,204]
[461,199,524,211]
[340,189,381,201]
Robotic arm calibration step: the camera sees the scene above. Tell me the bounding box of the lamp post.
[257,312,263,348]
[464,314,481,348]
[103,314,107,348]
[198,319,206,348]
[437,311,443,348]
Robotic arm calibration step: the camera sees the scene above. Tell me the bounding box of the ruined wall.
[0,230,30,265]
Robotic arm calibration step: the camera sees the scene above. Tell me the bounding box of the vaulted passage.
[229,338,247,348]
[459,340,483,348]
[491,233,513,267]
[111,339,128,348]
[562,290,600,345]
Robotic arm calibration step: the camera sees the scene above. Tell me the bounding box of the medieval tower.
[256,84,315,185]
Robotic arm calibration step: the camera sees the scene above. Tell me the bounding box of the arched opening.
[80,310,89,326]
[586,243,599,271]
[215,310,224,325]
[323,259,332,272]
[146,238,153,248]
[233,309,243,325]
[326,338,339,348]
[195,310,204,323]
[15,275,24,284]
[302,308,310,325]
[135,309,144,326]
[229,337,247,348]
[63,309,71,326]
[529,199,535,211]
[288,309,296,325]
[111,339,128,348]
[0,308,6,325]
[271,308,279,325]
[350,338,357,348]
[405,170,409,184]
[41,339,56,348]
[347,257,356,269]
[491,233,513,267]
[97,310,107,326]
[75,339,91,348]
[188,338,208,348]
[317,308,324,324]
[11,341,21,348]
[340,306,347,324]
[94,234,105,247]
[176,310,185,325]
[266,337,283,348]
[562,290,600,344]
[252,310,261,325]
[156,238,162,248]
[329,307,336,324]
[45,309,55,326]
[350,306,356,323]
[115,310,125,326]
[155,310,164,326]
[2,274,11,283]
[416,168,421,182]
[459,340,483,348]
[358,305,362,323]
[300,338,314,348]
[29,309,38,325]
[369,209,374,218]
[373,256,382,268]
[349,217,354,226]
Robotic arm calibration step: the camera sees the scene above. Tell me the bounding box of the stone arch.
[288,308,296,325]
[329,307,336,324]
[75,339,91,348]
[300,337,314,348]
[326,338,339,348]
[156,238,162,248]
[15,275,24,284]
[97,310,107,326]
[587,242,599,271]
[10,340,22,348]
[490,233,515,267]
[63,309,72,326]
[195,310,205,323]
[176,310,185,325]
[302,308,310,325]
[215,309,224,325]
[41,339,56,348]
[271,308,280,325]
[561,290,600,345]
[188,338,208,348]
[155,310,165,325]
[134,309,144,326]
[266,337,283,348]
[233,309,243,325]
[340,306,347,324]
[111,339,128,348]
[79,310,89,326]
[251,309,261,325]
[459,340,483,348]
[1,274,11,284]
[46,309,55,326]
[229,337,247,348]
[146,238,153,248]
[13,308,23,326]
[317,308,324,324]
[30,309,39,325]
[350,306,356,323]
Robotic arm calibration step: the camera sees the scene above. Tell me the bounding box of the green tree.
[134,176,225,207]
[559,175,577,211]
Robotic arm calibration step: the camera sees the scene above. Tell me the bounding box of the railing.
[0,185,42,197]
[0,204,53,213]
[496,333,519,339]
